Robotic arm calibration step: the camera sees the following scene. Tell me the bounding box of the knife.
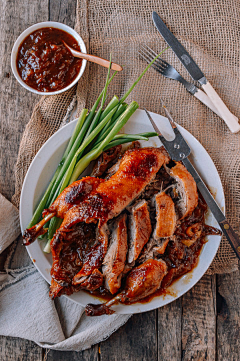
[144,105,240,260]
[152,11,240,134]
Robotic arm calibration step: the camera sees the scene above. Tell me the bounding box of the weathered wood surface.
[0,0,240,360]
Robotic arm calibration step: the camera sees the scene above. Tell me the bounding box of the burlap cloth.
[12,0,240,277]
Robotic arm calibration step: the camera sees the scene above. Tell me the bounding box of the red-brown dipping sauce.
[16,27,82,92]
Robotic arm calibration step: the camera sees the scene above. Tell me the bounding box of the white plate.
[20,109,224,314]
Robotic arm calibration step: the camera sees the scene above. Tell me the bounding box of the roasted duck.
[23,145,221,314]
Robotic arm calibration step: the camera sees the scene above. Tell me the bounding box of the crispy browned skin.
[120,259,167,303]
[102,214,128,294]
[51,147,169,289]
[154,192,177,239]
[23,176,103,245]
[44,176,104,218]
[85,259,167,316]
[170,162,198,219]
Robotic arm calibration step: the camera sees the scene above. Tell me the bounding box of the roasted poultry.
[22,145,221,314]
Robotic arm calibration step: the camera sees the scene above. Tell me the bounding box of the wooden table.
[0,1,239,360]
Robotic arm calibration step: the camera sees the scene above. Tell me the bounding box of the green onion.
[69,101,139,183]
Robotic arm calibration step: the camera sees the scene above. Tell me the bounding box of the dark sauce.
[86,194,221,305]
[17,27,82,92]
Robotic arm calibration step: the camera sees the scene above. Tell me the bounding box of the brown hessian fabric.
[13,0,240,274]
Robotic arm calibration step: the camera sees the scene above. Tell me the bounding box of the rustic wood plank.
[0,0,48,201]
[157,298,182,360]
[181,274,216,361]
[217,269,240,361]
[44,345,98,361]
[46,1,99,358]
[0,336,42,361]
[49,0,76,26]
[100,311,157,361]
[0,0,47,359]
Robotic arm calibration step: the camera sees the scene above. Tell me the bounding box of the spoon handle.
[69,47,122,71]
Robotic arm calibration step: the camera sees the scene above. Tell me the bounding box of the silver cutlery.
[144,104,240,260]
[152,11,240,133]
[139,45,222,119]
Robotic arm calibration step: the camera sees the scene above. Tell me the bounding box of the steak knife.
[152,11,240,134]
[144,105,240,260]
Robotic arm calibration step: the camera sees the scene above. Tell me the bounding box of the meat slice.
[102,214,128,294]
[154,192,177,239]
[128,200,152,264]
[138,237,170,264]
[169,162,198,219]
[85,259,168,316]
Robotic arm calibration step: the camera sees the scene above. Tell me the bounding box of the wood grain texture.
[181,274,216,361]
[0,0,47,201]
[49,0,76,26]
[217,270,240,361]
[0,336,42,361]
[44,345,98,361]
[157,298,182,361]
[100,311,157,361]
[0,0,47,359]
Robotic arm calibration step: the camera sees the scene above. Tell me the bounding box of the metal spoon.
[63,41,123,71]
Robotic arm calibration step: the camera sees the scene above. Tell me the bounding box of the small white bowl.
[11,21,87,95]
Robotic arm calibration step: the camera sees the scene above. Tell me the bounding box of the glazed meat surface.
[169,162,198,219]
[102,214,128,294]
[128,200,152,264]
[23,145,221,313]
[153,191,177,239]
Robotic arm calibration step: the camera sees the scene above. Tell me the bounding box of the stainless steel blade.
[152,11,206,84]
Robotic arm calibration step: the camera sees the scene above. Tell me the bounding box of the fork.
[139,45,222,119]
[144,104,240,260]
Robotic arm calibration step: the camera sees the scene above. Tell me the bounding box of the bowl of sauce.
[11,22,87,95]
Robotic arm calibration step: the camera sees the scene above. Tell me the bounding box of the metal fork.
[144,104,240,261]
[139,44,197,94]
[139,45,221,118]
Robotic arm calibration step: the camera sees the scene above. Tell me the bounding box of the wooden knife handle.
[201,81,240,133]
[219,220,240,260]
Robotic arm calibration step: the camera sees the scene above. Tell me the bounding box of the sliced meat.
[138,237,171,264]
[102,214,128,294]
[169,162,198,219]
[128,200,152,264]
[91,145,122,178]
[154,192,177,239]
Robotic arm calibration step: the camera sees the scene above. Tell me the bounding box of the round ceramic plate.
[19,109,224,314]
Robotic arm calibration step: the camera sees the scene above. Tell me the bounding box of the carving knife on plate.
[152,11,240,133]
[144,105,240,260]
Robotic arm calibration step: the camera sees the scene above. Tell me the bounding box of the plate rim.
[19,108,225,314]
